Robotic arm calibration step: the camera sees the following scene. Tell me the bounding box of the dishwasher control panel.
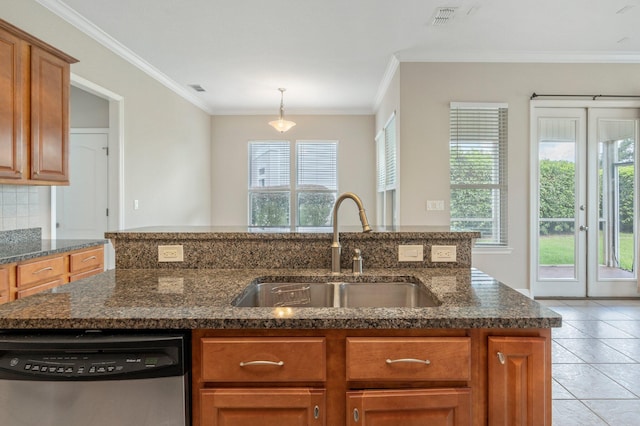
[0,352,175,379]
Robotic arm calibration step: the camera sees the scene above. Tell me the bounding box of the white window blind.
[384,115,397,188]
[297,142,337,190]
[248,142,290,189]
[450,103,508,245]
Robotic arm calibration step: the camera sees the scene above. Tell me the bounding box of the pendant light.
[268,88,296,133]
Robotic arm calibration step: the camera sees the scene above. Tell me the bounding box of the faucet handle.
[352,249,363,275]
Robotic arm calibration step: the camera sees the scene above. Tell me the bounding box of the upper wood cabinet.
[0,19,77,185]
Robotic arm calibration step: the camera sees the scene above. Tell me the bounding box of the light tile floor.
[537,299,640,425]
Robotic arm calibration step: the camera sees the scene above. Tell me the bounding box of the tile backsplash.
[0,185,42,231]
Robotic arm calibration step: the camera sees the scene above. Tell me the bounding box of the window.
[249,140,337,230]
[376,113,398,226]
[450,103,508,245]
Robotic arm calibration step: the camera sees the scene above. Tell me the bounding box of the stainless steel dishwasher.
[0,330,190,426]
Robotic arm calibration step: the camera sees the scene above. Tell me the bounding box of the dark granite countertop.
[0,239,109,265]
[0,267,561,330]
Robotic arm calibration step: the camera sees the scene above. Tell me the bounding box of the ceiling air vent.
[431,7,457,26]
[189,84,206,92]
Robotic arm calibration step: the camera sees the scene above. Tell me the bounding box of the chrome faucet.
[331,192,372,273]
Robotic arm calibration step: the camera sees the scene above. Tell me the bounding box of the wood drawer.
[346,337,471,381]
[201,337,326,382]
[17,256,65,287]
[70,247,104,274]
[16,278,65,299]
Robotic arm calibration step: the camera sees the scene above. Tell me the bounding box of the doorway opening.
[531,101,640,298]
[51,75,124,270]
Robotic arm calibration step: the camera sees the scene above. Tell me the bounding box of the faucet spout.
[331,192,371,273]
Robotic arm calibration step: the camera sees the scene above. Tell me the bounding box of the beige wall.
[2,0,212,230]
[211,115,376,227]
[397,62,640,289]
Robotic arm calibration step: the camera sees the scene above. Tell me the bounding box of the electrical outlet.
[431,245,456,262]
[158,245,184,262]
[398,245,424,262]
[426,200,444,211]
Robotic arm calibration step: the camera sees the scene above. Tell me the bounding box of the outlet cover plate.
[431,245,457,262]
[158,245,184,262]
[398,245,424,262]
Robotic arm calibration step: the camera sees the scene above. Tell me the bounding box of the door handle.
[579,225,589,231]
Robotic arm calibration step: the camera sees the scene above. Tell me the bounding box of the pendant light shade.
[269,88,296,133]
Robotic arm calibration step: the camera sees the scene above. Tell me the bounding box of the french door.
[532,104,639,297]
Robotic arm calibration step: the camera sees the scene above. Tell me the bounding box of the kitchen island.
[0,267,560,426]
[0,227,560,425]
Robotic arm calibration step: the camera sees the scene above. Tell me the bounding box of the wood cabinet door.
[0,266,10,303]
[488,336,548,426]
[30,45,69,183]
[0,26,24,180]
[347,388,472,426]
[200,388,325,426]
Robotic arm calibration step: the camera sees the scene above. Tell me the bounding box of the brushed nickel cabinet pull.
[497,351,506,364]
[33,267,54,274]
[81,256,97,263]
[385,358,431,365]
[239,360,284,367]
[353,408,359,422]
[313,405,320,419]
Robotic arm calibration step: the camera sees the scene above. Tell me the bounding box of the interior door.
[532,106,639,297]
[55,131,111,268]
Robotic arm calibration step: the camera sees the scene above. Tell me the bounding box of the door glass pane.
[597,120,636,279]
[538,118,578,280]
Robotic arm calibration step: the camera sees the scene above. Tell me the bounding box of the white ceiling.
[38,0,640,115]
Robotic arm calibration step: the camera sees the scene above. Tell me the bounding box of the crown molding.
[372,55,400,112]
[36,0,214,114]
[396,50,640,64]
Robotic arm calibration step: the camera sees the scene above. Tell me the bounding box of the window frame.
[449,102,508,246]
[248,140,338,231]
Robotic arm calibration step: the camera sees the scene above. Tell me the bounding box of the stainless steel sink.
[233,279,439,308]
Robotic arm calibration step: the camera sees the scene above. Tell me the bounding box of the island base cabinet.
[487,336,548,426]
[346,388,472,426]
[200,388,326,426]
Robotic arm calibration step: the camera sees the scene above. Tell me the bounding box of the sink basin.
[232,282,334,307]
[338,282,438,308]
[233,279,439,308]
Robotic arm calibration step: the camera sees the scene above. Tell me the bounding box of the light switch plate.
[431,245,457,262]
[158,245,184,262]
[398,245,424,262]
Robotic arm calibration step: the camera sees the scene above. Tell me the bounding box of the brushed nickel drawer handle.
[385,358,431,365]
[81,256,97,263]
[497,352,506,364]
[239,360,284,367]
[33,267,54,274]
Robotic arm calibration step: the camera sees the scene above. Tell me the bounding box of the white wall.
[396,62,640,290]
[2,0,212,230]
[211,115,376,227]
[70,86,109,128]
